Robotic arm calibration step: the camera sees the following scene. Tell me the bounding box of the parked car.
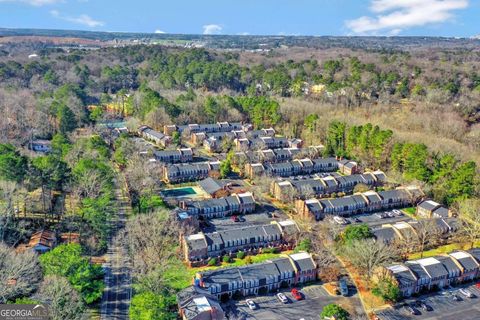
[387,211,395,218]
[476,282,480,289]
[353,217,361,223]
[246,299,257,310]
[416,300,433,311]
[339,279,349,296]
[291,288,303,301]
[333,216,348,225]
[459,288,475,298]
[374,213,384,219]
[405,304,420,315]
[451,294,461,301]
[277,292,288,304]
[231,215,240,222]
[392,209,402,216]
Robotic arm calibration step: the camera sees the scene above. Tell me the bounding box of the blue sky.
[0,0,479,37]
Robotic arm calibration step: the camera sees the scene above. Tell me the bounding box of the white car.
[276,292,288,304]
[392,209,402,215]
[459,288,475,298]
[246,299,257,310]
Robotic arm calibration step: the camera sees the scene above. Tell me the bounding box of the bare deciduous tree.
[35,275,86,320]
[0,242,42,303]
[124,209,180,292]
[458,198,480,249]
[342,239,397,280]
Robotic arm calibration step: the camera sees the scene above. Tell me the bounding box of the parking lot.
[203,206,289,233]
[223,283,365,320]
[332,209,412,230]
[375,283,480,320]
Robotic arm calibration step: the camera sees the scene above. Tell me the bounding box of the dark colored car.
[353,217,361,223]
[405,304,420,315]
[338,279,349,296]
[291,288,303,301]
[416,301,433,311]
[452,294,461,301]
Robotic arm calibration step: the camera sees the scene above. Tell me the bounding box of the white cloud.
[154,29,166,34]
[237,32,250,36]
[346,0,469,35]
[0,0,62,6]
[203,24,222,35]
[50,10,104,28]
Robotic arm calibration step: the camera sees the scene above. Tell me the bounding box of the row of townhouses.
[270,171,386,201]
[164,122,245,135]
[179,192,256,219]
[234,136,303,151]
[153,148,194,163]
[378,249,480,297]
[296,186,424,220]
[193,252,317,300]
[138,125,172,147]
[194,128,277,152]
[245,158,358,179]
[372,218,458,244]
[182,220,299,263]
[234,146,324,164]
[162,161,221,183]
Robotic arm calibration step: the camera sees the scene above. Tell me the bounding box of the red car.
[291,288,303,301]
[231,215,240,222]
[476,282,480,289]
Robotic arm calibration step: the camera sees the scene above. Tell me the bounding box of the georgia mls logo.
[0,304,49,320]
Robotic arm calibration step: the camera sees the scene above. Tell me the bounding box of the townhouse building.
[295,186,423,220]
[270,171,386,201]
[379,250,480,297]
[245,157,339,179]
[194,252,317,300]
[234,136,301,151]
[154,148,194,163]
[372,218,458,244]
[234,146,324,165]
[162,161,221,183]
[179,192,256,219]
[164,122,244,135]
[138,125,172,147]
[182,220,299,263]
[177,286,225,320]
[338,159,359,175]
[416,199,451,219]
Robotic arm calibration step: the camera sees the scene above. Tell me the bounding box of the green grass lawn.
[402,207,417,218]
[408,242,480,260]
[167,252,289,290]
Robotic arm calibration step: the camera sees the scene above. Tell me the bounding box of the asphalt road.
[100,177,132,320]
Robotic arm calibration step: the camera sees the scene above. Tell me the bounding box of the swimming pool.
[161,187,199,198]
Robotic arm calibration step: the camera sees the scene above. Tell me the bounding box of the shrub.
[207,258,217,266]
[236,251,246,259]
[372,278,401,303]
[320,304,349,320]
[244,256,253,264]
[262,247,278,254]
[222,256,231,263]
